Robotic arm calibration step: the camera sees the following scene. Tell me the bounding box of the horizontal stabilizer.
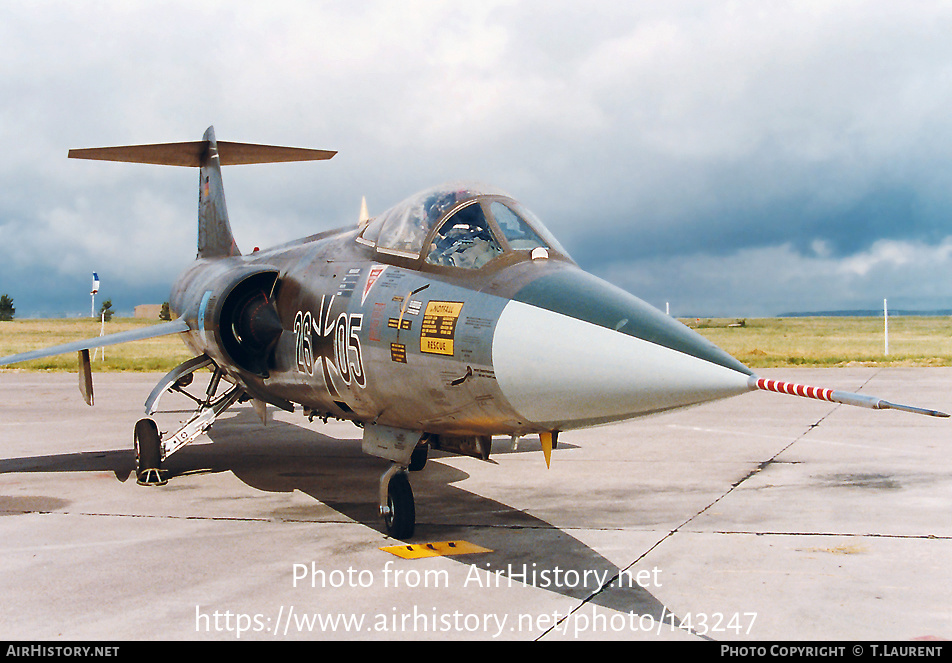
[0,319,190,367]
[68,141,336,167]
[749,376,949,418]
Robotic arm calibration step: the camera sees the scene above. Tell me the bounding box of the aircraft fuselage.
[170,223,753,443]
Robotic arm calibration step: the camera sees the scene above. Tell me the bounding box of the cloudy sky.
[3,1,952,317]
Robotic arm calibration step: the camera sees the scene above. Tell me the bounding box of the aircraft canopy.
[357,183,569,269]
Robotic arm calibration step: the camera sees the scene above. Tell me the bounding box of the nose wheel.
[379,464,415,540]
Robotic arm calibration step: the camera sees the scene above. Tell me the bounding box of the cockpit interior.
[356,184,570,271]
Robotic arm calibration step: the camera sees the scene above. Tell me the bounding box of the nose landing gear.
[379,464,415,540]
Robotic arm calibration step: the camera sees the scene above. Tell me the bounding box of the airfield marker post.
[884,299,889,356]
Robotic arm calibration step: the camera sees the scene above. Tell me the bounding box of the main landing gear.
[134,355,243,486]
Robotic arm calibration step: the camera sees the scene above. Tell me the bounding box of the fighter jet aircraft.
[1,126,947,539]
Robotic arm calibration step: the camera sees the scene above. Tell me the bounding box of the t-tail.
[67,125,336,260]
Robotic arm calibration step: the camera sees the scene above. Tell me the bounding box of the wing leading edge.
[0,318,190,367]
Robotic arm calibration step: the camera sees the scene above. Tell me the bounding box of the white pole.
[884,299,889,356]
[93,313,105,361]
[666,302,670,316]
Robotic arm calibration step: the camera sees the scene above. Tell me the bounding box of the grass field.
[0,318,194,372]
[688,316,952,367]
[0,315,950,372]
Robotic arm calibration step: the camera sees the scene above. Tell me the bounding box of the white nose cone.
[492,301,752,429]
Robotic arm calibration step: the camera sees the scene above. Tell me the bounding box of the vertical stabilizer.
[198,127,240,259]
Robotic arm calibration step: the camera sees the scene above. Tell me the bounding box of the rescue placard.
[420,301,463,356]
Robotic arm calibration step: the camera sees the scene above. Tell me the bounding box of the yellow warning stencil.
[420,301,463,356]
[380,540,492,559]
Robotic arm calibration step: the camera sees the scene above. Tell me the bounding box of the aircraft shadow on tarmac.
[0,406,673,623]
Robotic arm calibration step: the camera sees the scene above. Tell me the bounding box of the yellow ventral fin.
[380,541,492,559]
[540,432,553,469]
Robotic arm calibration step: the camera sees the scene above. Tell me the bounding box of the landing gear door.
[362,424,422,466]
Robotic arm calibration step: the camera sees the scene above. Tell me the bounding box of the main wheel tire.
[383,472,415,540]
[408,443,428,472]
[134,418,165,486]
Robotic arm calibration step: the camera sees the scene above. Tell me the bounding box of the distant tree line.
[0,294,14,321]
